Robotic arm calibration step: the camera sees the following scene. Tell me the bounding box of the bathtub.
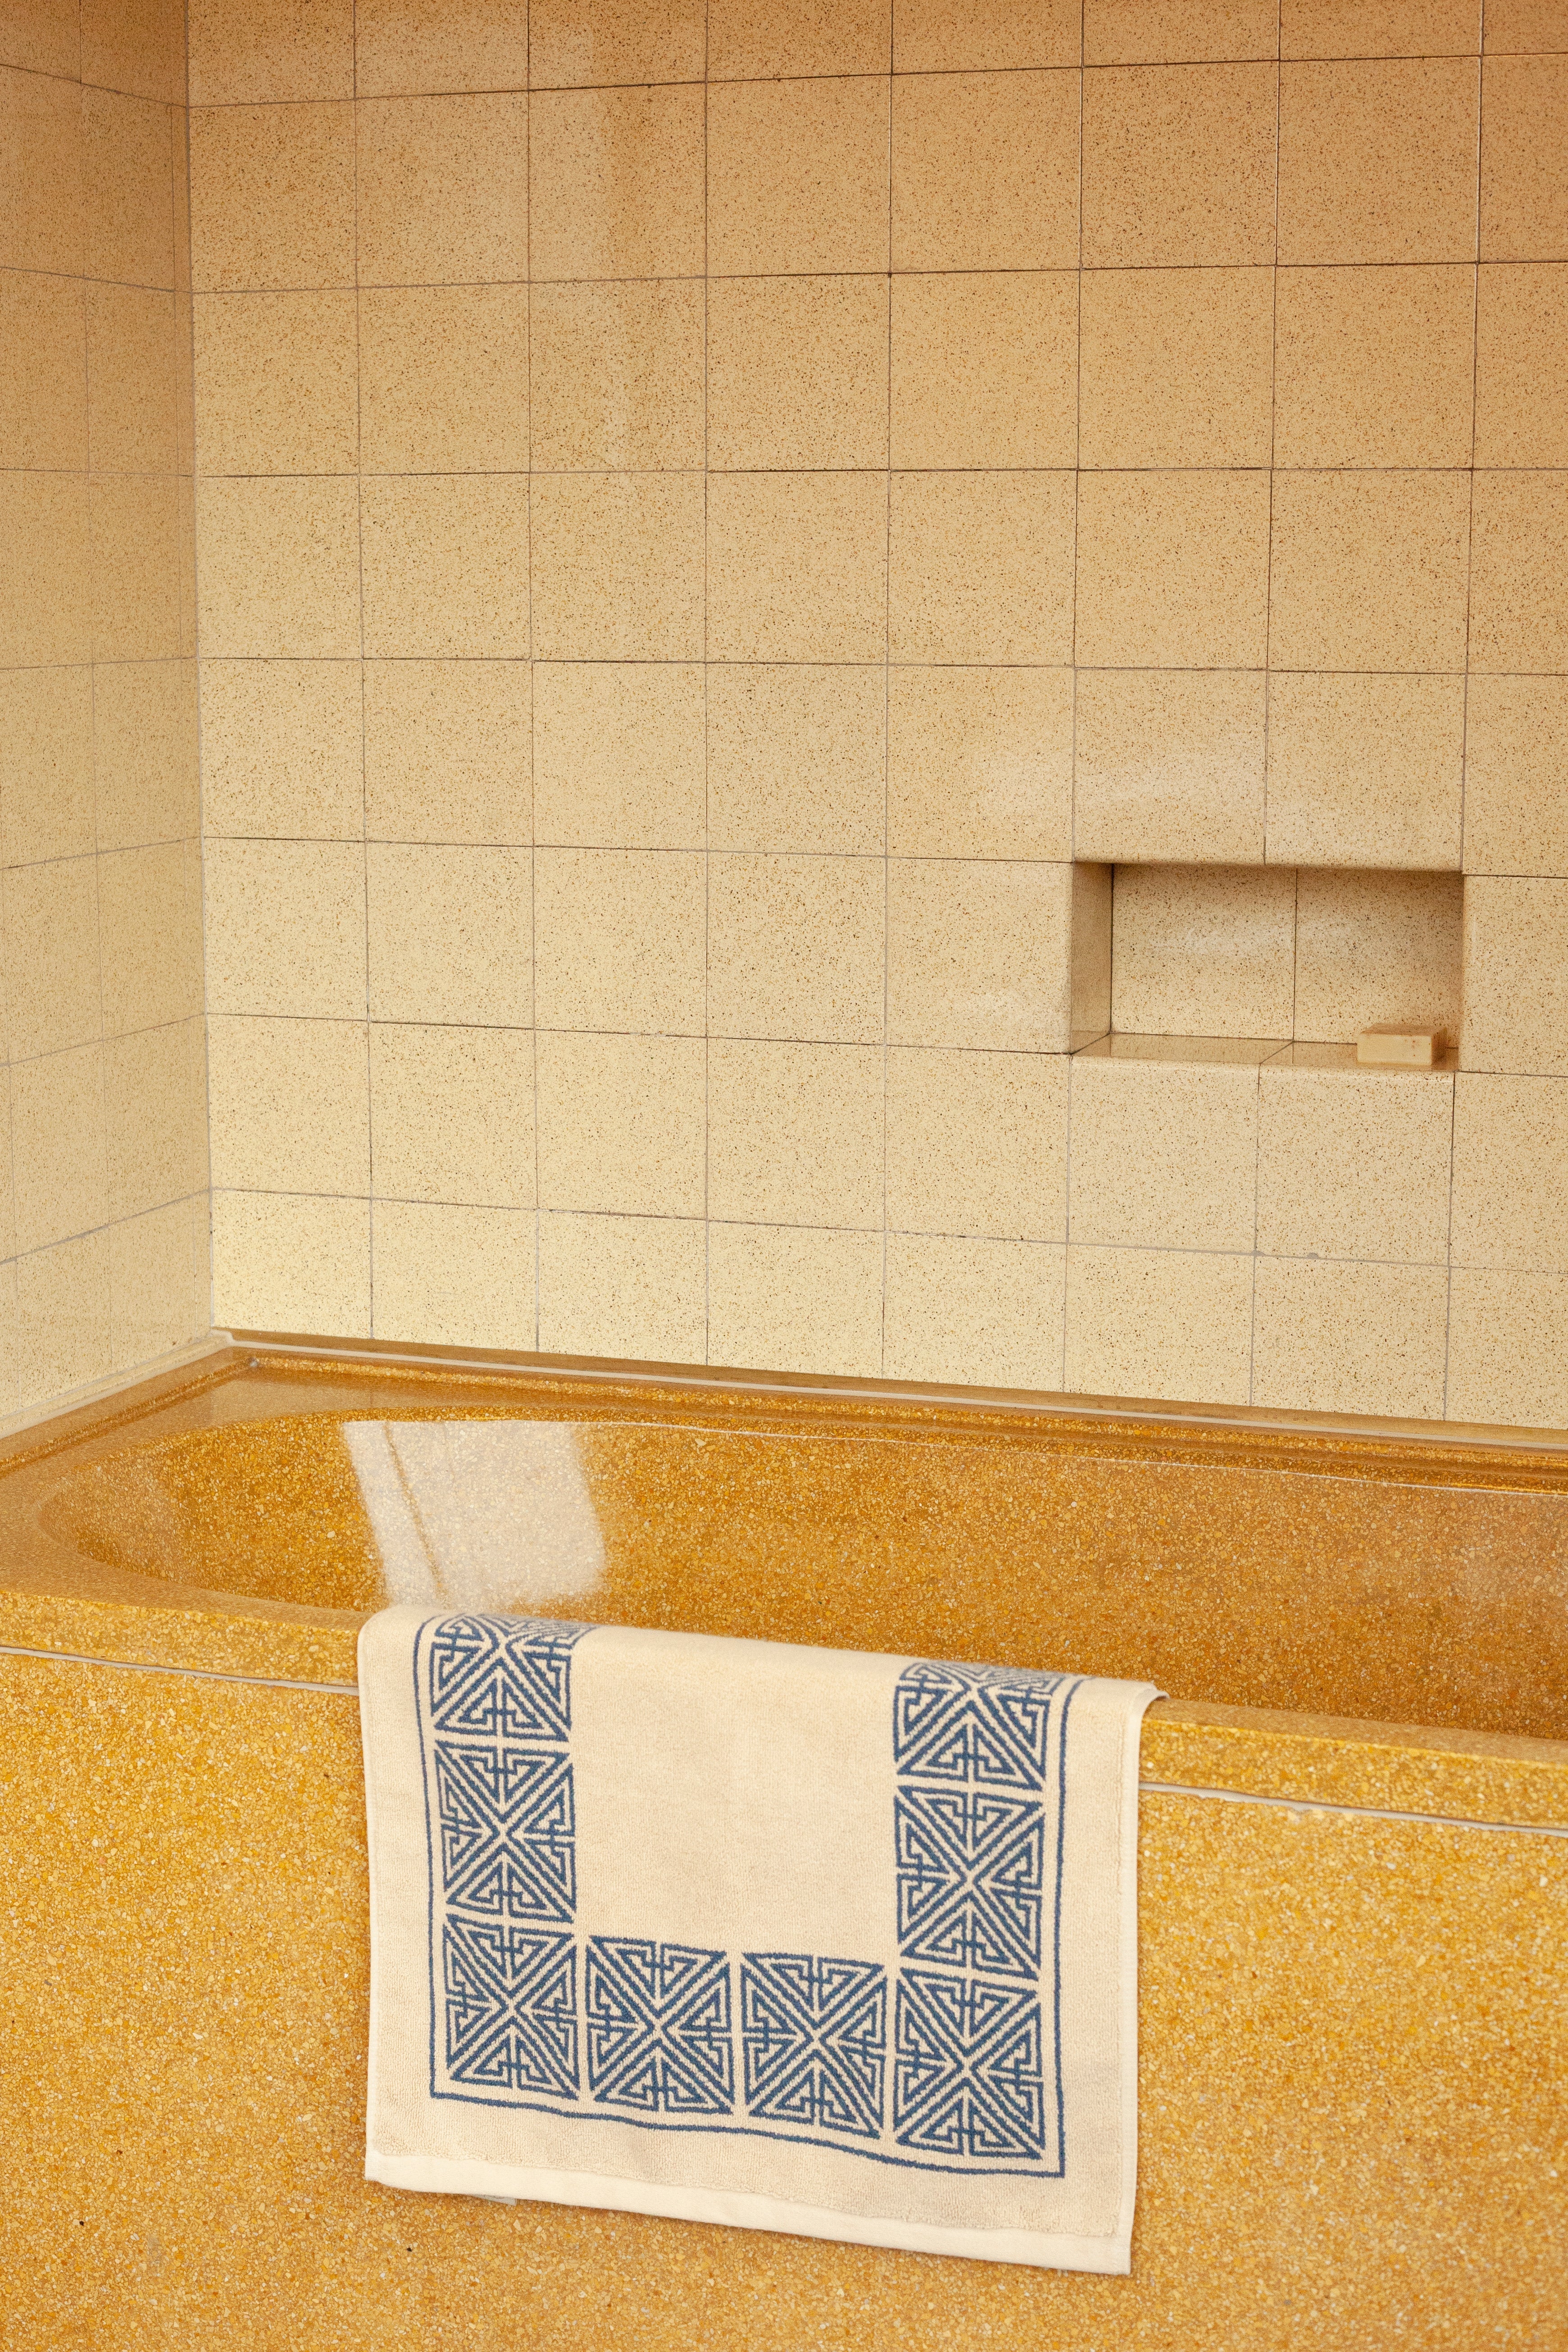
[0,1339,1564,2348]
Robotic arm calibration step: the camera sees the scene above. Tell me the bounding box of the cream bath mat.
[359,1607,1161,2272]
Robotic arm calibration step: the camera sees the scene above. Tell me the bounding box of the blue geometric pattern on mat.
[443,1921,579,2095]
[428,1612,594,1744]
[895,1785,1045,1978]
[892,1657,1063,1790]
[586,1937,734,2115]
[434,1742,577,1922]
[892,1967,1045,2160]
[741,1953,886,2139]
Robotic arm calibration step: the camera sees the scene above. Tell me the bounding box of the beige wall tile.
[1278,59,1480,263]
[532,473,703,661]
[90,477,186,667]
[537,1211,705,1365]
[1463,678,1568,878]
[193,289,357,475]
[1075,472,1271,670]
[1461,877,1568,1077]
[1258,1059,1453,1261]
[886,1047,1068,1240]
[200,660,362,839]
[1480,55,1568,259]
[1252,1257,1448,1418]
[359,287,527,475]
[1112,863,1295,1038]
[535,847,705,1034]
[82,0,185,103]
[708,77,890,276]
[1078,266,1272,470]
[708,473,886,663]
[105,1019,208,1219]
[1265,674,1465,869]
[884,1233,1067,1390]
[1484,0,1568,45]
[1082,63,1277,266]
[1468,472,1568,675]
[709,277,889,472]
[888,858,1074,1051]
[529,0,706,87]
[0,666,94,867]
[207,1014,369,1194]
[710,0,889,78]
[1268,471,1470,672]
[4,856,100,1058]
[709,1040,882,1229]
[371,1023,535,1209]
[899,0,1078,71]
[533,663,701,849]
[361,477,528,660]
[15,1228,112,1405]
[535,1031,702,1216]
[1282,0,1480,54]
[0,1258,18,1410]
[1273,264,1476,467]
[102,667,196,858]
[365,844,531,1027]
[709,667,883,856]
[707,1221,883,1377]
[1446,1267,1568,1431]
[1064,1243,1254,1404]
[109,1195,210,1371]
[889,667,1072,859]
[1475,266,1568,467]
[1450,1072,1568,1268]
[1294,868,1463,1045]
[530,86,702,281]
[530,281,703,472]
[99,841,203,1034]
[354,0,527,95]
[890,271,1076,470]
[189,102,353,291]
[84,89,175,287]
[195,477,360,660]
[1074,671,1267,865]
[0,268,86,470]
[892,68,1078,272]
[1,0,78,76]
[356,95,527,286]
[1086,1,1277,61]
[1069,1050,1259,1249]
[204,837,366,1019]
[210,1189,369,1335]
[86,282,178,474]
[0,475,91,668]
[709,854,883,1043]
[371,1199,535,1350]
[12,1044,107,1254]
[1071,863,1114,1043]
[188,0,354,102]
[889,471,1074,664]
[0,65,84,278]
[364,661,528,846]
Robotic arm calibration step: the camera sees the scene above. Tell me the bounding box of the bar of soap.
[1356,1025,1442,1067]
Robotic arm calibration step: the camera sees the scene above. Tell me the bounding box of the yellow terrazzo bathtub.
[1,1340,1565,2349]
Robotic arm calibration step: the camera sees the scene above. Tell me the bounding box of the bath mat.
[358,1607,1161,2271]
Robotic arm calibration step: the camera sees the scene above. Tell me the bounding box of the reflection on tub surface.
[341,1421,605,1609]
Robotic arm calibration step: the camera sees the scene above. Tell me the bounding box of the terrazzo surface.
[1,1348,1565,2343]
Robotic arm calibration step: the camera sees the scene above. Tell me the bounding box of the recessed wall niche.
[1104,867,1463,1047]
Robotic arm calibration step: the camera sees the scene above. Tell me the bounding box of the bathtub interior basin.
[5,1347,1568,1742]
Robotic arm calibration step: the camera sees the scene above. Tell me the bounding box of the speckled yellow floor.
[0,1343,1564,2345]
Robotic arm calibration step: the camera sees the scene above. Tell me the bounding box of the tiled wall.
[0,0,208,1416]
[188,0,1568,1430]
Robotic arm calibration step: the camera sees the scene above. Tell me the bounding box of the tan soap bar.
[1356,1025,1441,1067]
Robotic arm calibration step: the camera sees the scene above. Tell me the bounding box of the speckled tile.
[1069,1046,1260,1252]
[200,660,363,841]
[1277,57,1480,263]
[1479,53,1568,259]
[187,0,354,101]
[1075,471,1271,670]
[889,471,1074,665]
[188,101,354,290]
[1459,877,1568,1077]
[889,666,1072,860]
[0,665,94,867]
[709,275,889,472]
[371,1201,535,1352]
[709,1040,883,1230]
[1074,670,1267,866]
[355,94,527,287]
[1079,265,1273,469]
[1473,264,1568,467]
[886,1047,1069,1241]
[1294,868,1462,1047]
[195,477,360,660]
[1258,1052,1454,1262]
[193,289,358,475]
[536,1032,702,1219]
[530,85,702,281]
[1065,1243,1255,1405]
[211,1196,369,1339]
[0,266,86,470]
[528,0,704,87]
[0,63,84,278]
[1451,1072,1568,1272]
[530,281,704,473]
[710,0,890,80]
[709,667,885,856]
[1282,0,1480,54]
[1086,0,1278,61]
[1462,677,1568,878]
[365,844,532,1029]
[1267,470,1471,674]
[1082,62,1277,266]
[537,1213,706,1363]
[708,473,886,664]
[360,477,529,661]
[1253,1255,1450,1418]
[1273,263,1476,467]
[358,286,528,475]
[888,858,1074,1052]
[535,663,702,850]
[1447,1266,1568,1430]
[1468,471,1568,676]
[354,0,526,94]
[709,854,883,1044]
[1264,673,1464,870]
[1110,864,1295,1040]
[709,1223,884,1378]
[2,855,102,1060]
[884,1234,1067,1389]
[891,269,1077,470]
[364,660,529,847]
[708,77,890,277]
[371,1024,535,1212]
[532,473,704,663]
[203,837,367,1022]
[898,0,1080,72]
[892,68,1079,272]
[534,848,706,1036]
